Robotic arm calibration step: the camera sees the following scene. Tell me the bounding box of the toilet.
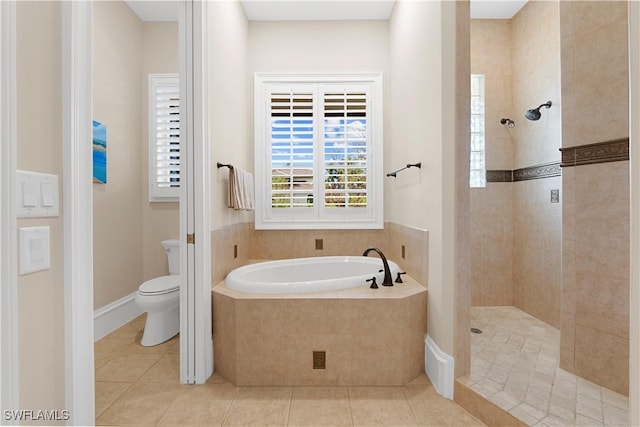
[135,239,180,346]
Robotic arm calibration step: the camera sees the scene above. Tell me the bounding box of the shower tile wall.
[470,184,513,306]
[512,176,561,329]
[470,2,563,327]
[470,19,514,308]
[560,1,630,396]
[510,0,562,329]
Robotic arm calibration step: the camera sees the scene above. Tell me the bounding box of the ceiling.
[124,0,528,22]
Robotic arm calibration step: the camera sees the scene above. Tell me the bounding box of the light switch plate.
[17,170,59,218]
[19,226,51,275]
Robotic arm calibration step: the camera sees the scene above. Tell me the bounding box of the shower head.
[500,118,515,128]
[525,101,552,121]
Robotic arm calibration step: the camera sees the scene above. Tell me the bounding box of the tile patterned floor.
[95,314,485,426]
[459,306,629,427]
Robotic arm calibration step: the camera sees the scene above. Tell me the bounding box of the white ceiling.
[241,1,395,21]
[124,0,528,22]
[470,0,528,19]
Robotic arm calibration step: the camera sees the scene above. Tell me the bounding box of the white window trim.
[470,73,486,188]
[149,73,180,202]
[254,72,383,230]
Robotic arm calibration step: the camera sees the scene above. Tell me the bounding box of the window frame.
[254,73,383,230]
[470,73,486,188]
[148,73,180,202]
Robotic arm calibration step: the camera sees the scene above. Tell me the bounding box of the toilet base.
[140,304,179,346]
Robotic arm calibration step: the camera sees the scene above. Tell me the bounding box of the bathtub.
[214,257,427,386]
[224,256,402,294]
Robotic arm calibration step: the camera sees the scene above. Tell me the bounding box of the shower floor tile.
[463,306,629,427]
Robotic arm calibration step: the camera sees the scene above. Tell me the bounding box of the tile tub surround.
[212,276,427,386]
[211,222,429,288]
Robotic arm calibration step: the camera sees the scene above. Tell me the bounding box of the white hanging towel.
[228,166,254,211]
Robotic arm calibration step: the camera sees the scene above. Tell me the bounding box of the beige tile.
[95,381,131,419]
[138,353,180,383]
[574,326,629,396]
[405,383,484,426]
[94,351,115,371]
[288,387,352,426]
[96,382,188,425]
[348,386,418,426]
[159,382,238,426]
[95,353,162,382]
[222,387,292,426]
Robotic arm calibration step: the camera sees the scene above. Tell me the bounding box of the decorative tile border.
[560,138,629,167]
[486,162,561,183]
[486,170,513,183]
[513,162,561,181]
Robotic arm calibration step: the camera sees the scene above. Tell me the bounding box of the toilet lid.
[139,276,180,295]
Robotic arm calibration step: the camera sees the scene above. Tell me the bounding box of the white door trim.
[62,2,95,424]
[0,0,19,417]
[179,0,213,384]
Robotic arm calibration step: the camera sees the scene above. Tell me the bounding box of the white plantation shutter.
[322,90,368,209]
[255,74,383,229]
[269,90,315,208]
[149,74,180,201]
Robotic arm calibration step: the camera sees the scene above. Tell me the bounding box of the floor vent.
[313,351,326,369]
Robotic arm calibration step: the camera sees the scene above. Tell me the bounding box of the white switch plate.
[19,226,51,275]
[16,170,59,218]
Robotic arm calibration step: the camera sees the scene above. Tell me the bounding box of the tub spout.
[362,248,393,286]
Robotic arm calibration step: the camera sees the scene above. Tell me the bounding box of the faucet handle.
[366,277,379,289]
[395,272,407,283]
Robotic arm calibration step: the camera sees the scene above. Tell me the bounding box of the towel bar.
[386,162,421,178]
[216,162,234,170]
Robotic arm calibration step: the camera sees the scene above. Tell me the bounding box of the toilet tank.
[162,239,180,275]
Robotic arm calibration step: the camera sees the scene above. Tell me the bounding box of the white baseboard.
[94,291,143,341]
[425,334,454,399]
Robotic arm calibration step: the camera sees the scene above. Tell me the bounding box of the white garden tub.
[224,256,401,294]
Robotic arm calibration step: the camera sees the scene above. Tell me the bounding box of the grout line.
[94,381,135,423]
[219,385,237,427]
[285,387,293,426]
[347,387,355,426]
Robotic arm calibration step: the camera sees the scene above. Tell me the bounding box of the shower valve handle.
[366,277,379,289]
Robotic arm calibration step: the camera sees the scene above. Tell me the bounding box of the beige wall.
[94,2,179,309]
[141,22,179,281]
[470,20,514,307]
[93,1,144,309]
[560,1,630,395]
[16,0,65,417]
[210,1,251,229]
[389,0,468,359]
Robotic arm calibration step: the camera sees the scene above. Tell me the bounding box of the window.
[255,73,383,229]
[470,74,486,188]
[148,74,180,201]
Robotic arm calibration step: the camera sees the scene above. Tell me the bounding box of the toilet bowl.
[135,239,180,346]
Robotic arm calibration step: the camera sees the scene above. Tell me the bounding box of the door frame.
[62,1,94,424]
[179,0,213,384]
[0,0,19,417]
[60,0,213,422]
